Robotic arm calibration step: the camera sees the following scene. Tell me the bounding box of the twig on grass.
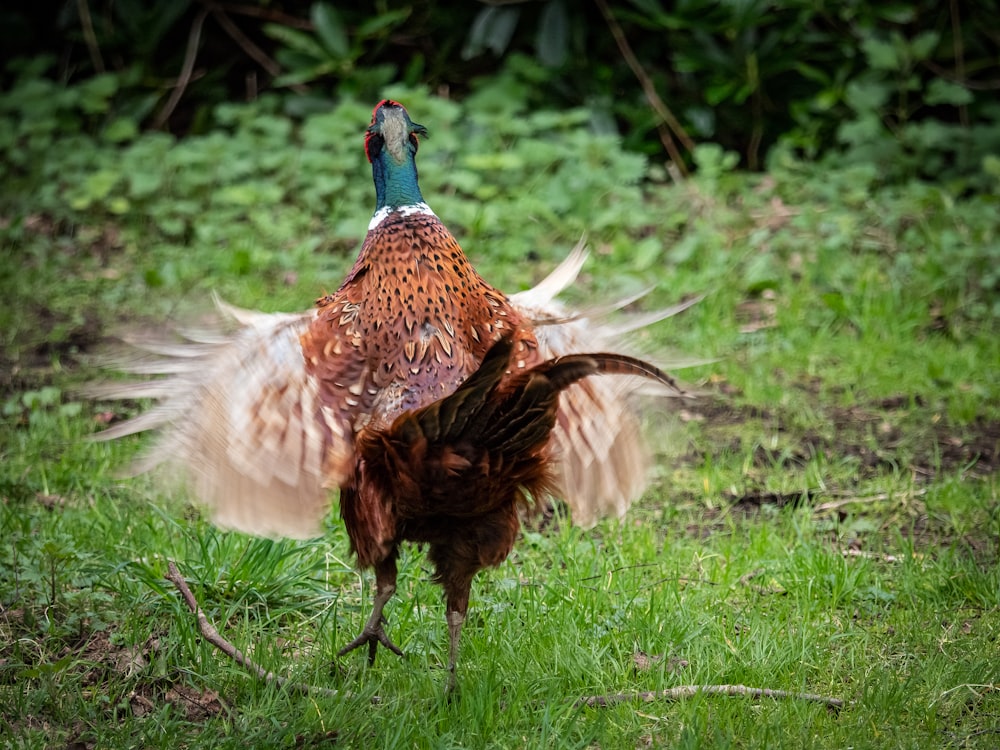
[579,562,661,581]
[164,560,348,701]
[738,568,766,586]
[841,548,911,563]
[165,561,845,711]
[814,491,893,513]
[576,684,845,711]
[814,487,928,514]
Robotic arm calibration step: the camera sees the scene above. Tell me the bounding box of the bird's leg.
[444,582,472,694]
[338,555,403,665]
[446,609,466,694]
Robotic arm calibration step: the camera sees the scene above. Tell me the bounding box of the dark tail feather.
[358,335,682,519]
[413,335,514,444]
[394,338,680,457]
[536,351,684,395]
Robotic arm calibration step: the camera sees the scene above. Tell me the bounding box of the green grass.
[2,88,998,748]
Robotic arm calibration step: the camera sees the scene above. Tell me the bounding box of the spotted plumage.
[91,100,694,691]
[302,211,538,439]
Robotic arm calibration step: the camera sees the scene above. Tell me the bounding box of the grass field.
[1,90,998,748]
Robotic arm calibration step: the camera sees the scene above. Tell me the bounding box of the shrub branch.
[207,4,310,95]
[76,0,105,73]
[594,0,694,176]
[153,9,209,130]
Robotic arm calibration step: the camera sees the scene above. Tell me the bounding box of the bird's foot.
[337,621,403,666]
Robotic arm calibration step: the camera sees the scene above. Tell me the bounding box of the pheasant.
[94,100,693,690]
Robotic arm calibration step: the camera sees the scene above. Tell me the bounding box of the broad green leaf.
[875,4,916,23]
[860,36,899,71]
[77,73,120,114]
[463,6,520,59]
[925,79,973,107]
[273,61,336,88]
[107,196,130,214]
[357,8,411,37]
[836,115,884,146]
[311,3,349,59]
[631,236,663,271]
[536,0,569,68]
[102,118,139,143]
[844,79,891,113]
[81,169,120,202]
[263,23,328,61]
[705,80,739,106]
[909,30,940,61]
[982,154,1000,178]
[794,62,833,87]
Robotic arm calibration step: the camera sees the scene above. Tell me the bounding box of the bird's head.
[365,100,428,166]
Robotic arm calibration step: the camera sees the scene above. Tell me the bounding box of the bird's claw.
[337,623,403,666]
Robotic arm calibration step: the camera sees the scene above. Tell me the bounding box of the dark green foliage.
[4,1,997,184]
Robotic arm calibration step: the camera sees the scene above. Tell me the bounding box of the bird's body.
[94,100,692,689]
[303,209,539,457]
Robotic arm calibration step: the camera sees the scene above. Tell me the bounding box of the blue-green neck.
[372,149,425,212]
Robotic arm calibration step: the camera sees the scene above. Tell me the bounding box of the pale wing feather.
[510,248,692,528]
[90,302,352,539]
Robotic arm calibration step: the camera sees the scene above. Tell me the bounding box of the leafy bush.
[0,74,658,364]
[3,1,997,185]
[1,71,996,375]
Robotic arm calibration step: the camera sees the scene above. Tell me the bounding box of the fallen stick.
[164,560,345,701]
[576,684,845,711]
[165,561,845,711]
[814,487,928,514]
[840,548,920,563]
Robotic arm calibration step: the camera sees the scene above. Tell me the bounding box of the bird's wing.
[509,245,696,528]
[89,298,353,539]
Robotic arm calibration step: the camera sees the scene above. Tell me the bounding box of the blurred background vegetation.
[3,0,998,186]
[2,7,999,746]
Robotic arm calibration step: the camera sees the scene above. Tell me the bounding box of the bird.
[92,99,694,691]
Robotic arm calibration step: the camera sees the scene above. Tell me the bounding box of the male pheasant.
[94,100,693,690]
